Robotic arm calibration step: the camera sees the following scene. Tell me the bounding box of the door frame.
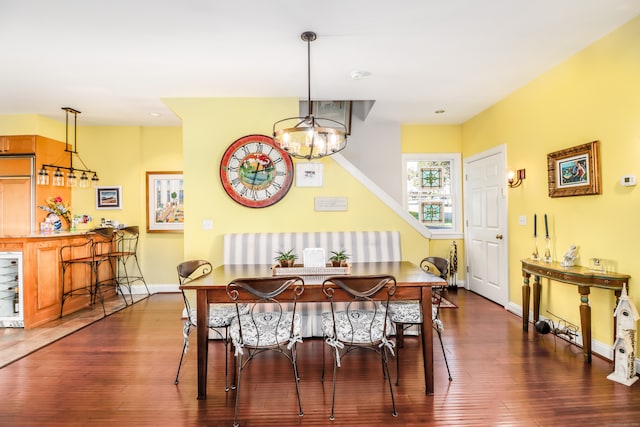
[463,144,509,307]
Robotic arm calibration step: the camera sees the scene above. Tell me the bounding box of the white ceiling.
[1,1,639,127]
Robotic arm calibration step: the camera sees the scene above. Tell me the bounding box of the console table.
[521,258,630,362]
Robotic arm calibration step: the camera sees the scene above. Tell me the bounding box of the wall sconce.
[508,169,526,188]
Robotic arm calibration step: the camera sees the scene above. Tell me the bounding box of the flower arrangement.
[38,196,72,225]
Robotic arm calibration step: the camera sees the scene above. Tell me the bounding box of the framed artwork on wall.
[310,101,352,134]
[296,162,324,187]
[96,186,122,210]
[146,171,184,233]
[547,141,601,198]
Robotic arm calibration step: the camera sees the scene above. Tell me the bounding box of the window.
[402,153,462,238]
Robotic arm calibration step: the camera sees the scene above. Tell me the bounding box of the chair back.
[91,227,115,257]
[115,226,140,255]
[177,260,213,316]
[177,260,212,286]
[420,256,449,280]
[322,275,396,345]
[226,276,304,348]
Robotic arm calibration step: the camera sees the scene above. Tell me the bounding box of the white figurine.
[607,284,639,386]
[561,245,577,267]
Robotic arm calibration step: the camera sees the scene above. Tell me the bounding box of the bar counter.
[0,231,98,328]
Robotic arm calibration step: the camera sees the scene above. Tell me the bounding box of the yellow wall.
[402,124,462,153]
[165,97,431,267]
[0,115,64,140]
[463,16,640,344]
[74,126,185,286]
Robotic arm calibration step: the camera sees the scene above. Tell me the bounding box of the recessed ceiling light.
[350,70,371,80]
[150,112,161,117]
[435,109,445,114]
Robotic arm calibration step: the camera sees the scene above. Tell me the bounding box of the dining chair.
[174,260,248,391]
[387,256,452,384]
[321,274,398,420]
[226,275,305,427]
[108,226,151,304]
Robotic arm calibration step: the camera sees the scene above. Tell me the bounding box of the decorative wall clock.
[220,134,294,208]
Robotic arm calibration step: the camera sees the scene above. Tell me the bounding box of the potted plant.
[274,249,297,267]
[329,250,350,267]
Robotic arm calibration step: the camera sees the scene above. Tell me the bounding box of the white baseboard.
[507,301,640,373]
[127,283,180,294]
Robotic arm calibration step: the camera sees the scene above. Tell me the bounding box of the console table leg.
[533,275,541,324]
[578,286,592,363]
[522,273,531,331]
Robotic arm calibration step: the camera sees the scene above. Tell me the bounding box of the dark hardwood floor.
[0,289,637,426]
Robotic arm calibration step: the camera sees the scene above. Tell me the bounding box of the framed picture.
[311,101,352,134]
[296,162,324,187]
[96,186,122,210]
[146,171,184,233]
[547,141,601,198]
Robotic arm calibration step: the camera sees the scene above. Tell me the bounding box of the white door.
[464,146,508,306]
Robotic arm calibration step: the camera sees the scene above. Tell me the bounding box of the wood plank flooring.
[0,289,638,426]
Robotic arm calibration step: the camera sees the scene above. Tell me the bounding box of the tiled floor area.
[0,293,150,368]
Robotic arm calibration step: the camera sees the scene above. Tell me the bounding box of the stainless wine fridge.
[0,252,23,327]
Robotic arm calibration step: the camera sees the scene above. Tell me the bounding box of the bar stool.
[60,227,124,317]
[109,226,151,304]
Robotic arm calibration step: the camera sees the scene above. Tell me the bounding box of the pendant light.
[37,107,100,188]
[272,31,348,160]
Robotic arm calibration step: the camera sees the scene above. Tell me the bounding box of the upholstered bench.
[223,231,402,337]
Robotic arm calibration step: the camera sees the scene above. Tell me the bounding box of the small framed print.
[296,162,324,187]
[547,141,601,198]
[96,186,122,210]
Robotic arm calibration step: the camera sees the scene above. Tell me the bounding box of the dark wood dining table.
[179,261,446,399]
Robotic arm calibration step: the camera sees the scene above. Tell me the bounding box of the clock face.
[220,134,294,208]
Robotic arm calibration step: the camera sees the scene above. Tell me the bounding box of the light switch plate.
[519,215,527,226]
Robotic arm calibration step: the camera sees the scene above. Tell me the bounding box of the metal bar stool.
[109,226,151,304]
[60,227,124,317]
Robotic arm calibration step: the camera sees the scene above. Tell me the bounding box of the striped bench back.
[223,231,402,265]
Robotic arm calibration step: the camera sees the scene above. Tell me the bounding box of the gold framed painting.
[146,171,184,233]
[547,141,601,198]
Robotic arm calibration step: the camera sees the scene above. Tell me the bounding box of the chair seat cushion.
[321,310,391,344]
[189,303,248,328]
[387,300,423,324]
[230,311,301,349]
[387,300,443,331]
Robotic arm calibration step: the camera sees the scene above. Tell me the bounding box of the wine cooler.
[0,252,23,327]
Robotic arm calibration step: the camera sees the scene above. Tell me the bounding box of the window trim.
[402,153,463,239]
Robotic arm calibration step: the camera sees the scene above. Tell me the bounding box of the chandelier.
[37,107,100,188]
[273,31,348,160]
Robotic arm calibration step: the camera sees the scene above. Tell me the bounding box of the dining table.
[179,261,446,399]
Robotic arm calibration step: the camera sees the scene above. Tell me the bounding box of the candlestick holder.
[543,237,552,263]
[531,237,539,261]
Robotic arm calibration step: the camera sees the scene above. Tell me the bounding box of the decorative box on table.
[272,264,350,284]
